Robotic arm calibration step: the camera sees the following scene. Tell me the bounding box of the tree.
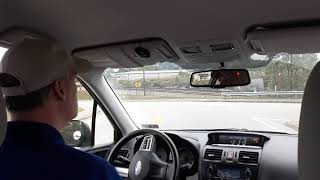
[273,53,318,69]
[250,53,318,91]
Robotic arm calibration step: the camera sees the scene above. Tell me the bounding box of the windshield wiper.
[164,128,291,134]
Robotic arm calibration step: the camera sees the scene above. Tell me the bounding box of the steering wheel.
[107,129,180,180]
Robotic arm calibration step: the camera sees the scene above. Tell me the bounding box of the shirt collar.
[5,121,65,145]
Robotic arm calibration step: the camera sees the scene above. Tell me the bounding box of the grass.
[77,90,92,100]
[122,94,302,103]
[78,107,85,113]
[77,89,302,103]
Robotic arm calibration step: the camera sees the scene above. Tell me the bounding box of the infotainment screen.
[219,134,261,146]
[217,168,241,179]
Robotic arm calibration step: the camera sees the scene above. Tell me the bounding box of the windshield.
[104,53,318,134]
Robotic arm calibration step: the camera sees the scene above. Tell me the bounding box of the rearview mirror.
[60,120,91,147]
[190,69,250,88]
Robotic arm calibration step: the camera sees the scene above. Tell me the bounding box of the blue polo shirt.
[0,121,121,180]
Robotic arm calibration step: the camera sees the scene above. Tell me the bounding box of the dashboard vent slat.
[114,149,130,168]
[238,151,259,164]
[204,148,223,161]
[117,149,129,158]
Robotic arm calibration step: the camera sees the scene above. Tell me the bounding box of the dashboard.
[165,131,297,180]
[202,133,267,180]
[113,130,298,180]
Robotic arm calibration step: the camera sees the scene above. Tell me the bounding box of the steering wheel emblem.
[135,161,142,175]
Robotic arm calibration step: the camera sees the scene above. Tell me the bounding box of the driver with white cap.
[0,38,121,180]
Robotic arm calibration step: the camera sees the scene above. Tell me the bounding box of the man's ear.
[52,79,66,101]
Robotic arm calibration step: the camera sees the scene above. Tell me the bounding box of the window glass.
[61,81,114,147]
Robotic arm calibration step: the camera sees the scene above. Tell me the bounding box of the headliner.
[0,0,319,51]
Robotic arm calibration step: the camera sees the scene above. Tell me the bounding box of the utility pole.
[143,67,146,96]
[278,72,282,91]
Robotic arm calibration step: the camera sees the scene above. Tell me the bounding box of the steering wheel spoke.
[165,162,175,180]
[149,152,169,179]
[115,167,129,178]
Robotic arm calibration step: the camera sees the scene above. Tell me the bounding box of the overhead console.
[177,40,241,63]
[72,37,270,70]
[201,132,269,180]
[73,38,179,68]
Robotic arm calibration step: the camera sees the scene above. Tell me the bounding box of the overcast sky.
[0,47,6,60]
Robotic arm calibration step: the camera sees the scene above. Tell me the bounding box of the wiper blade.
[164,128,248,132]
[207,128,250,132]
[207,128,290,134]
[247,130,290,134]
[164,128,290,134]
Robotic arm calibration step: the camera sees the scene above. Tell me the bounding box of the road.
[76,101,300,144]
[122,101,300,134]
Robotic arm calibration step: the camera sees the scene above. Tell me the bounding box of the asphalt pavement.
[122,101,300,134]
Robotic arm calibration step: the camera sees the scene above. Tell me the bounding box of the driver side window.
[60,80,115,148]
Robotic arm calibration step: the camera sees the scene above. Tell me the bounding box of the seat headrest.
[0,90,7,146]
[299,62,320,179]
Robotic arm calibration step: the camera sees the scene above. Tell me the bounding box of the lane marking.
[253,118,284,132]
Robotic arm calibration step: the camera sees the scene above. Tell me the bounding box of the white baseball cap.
[0,38,92,96]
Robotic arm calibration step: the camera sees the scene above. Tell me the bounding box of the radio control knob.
[245,168,252,178]
[207,165,214,178]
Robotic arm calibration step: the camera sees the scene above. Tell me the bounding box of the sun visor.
[73,38,179,68]
[0,27,49,48]
[246,26,320,54]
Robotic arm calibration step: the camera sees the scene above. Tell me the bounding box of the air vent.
[115,149,130,168]
[238,151,259,164]
[140,136,154,151]
[204,149,223,161]
[210,43,234,53]
[117,149,129,158]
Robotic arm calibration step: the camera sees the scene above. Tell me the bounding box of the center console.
[201,133,269,180]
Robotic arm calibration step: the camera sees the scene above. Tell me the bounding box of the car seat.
[298,62,320,179]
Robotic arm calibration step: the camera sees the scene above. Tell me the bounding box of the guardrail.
[220,91,303,96]
[115,88,303,97]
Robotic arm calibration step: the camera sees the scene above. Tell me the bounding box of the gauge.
[179,147,195,170]
[156,146,168,162]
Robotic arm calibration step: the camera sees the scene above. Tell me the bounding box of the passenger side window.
[60,80,115,148]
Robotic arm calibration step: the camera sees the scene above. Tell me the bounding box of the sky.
[0,47,6,60]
